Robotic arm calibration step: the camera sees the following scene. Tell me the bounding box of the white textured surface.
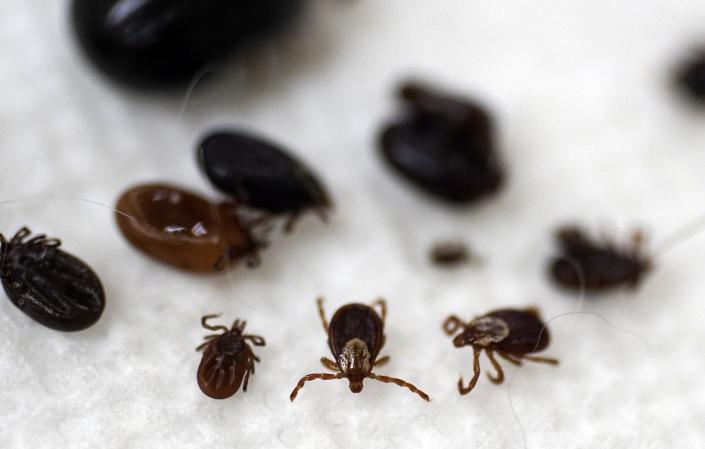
[1,1,705,448]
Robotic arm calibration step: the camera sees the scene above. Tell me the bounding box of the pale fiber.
[1,1,704,448]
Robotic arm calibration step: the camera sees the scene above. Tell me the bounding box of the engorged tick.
[197,130,331,232]
[115,183,265,272]
[289,298,430,402]
[548,226,652,293]
[196,314,266,399]
[443,308,558,395]
[0,227,105,331]
[378,81,504,203]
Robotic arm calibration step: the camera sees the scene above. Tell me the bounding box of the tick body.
[675,49,705,104]
[379,82,504,203]
[443,308,558,395]
[116,183,263,272]
[198,131,331,231]
[549,226,651,293]
[196,314,265,399]
[71,0,306,88]
[0,228,105,331]
[289,298,429,402]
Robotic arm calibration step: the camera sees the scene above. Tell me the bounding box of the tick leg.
[243,365,252,392]
[443,315,465,335]
[367,373,430,402]
[316,297,329,333]
[244,334,266,346]
[320,357,339,371]
[11,227,31,244]
[201,314,229,332]
[371,298,387,323]
[497,351,523,366]
[289,372,344,401]
[458,347,482,395]
[195,335,218,352]
[374,356,390,368]
[283,212,302,233]
[521,355,559,365]
[485,350,505,384]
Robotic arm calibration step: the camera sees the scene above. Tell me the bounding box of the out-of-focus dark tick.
[0,227,105,332]
[548,226,652,293]
[71,0,306,89]
[116,183,265,272]
[198,130,331,232]
[290,297,430,402]
[443,308,558,395]
[378,81,504,203]
[675,49,705,104]
[430,241,473,267]
[196,314,265,399]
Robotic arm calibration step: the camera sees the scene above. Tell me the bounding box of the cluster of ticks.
[3,0,705,406]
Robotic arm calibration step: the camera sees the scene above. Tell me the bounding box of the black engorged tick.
[289,298,430,402]
[0,227,105,332]
[430,241,473,267]
[198,130,331,231]
[548,226,652,293]
[443,308,558,395]
[675,49,705,104]
[196,314,266,399]
[378,81,504,203]
[71,0,306,89]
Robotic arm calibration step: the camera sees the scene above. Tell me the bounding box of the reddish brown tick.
[443,308,558,395]
[196,314,266,399]
[289,298,430,402]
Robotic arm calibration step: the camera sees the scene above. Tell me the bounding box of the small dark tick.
[290,298,430,402]
[196,314,266,399]
[430,241,473,267]
[675,48,705,104]
[549,226,652,293]
[0,227,105,331]
[198,130,331,232]
[379,81,504,203]
[443,308,558,395]
[116,183,265,272]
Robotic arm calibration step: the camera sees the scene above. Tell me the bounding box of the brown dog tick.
[116,183,265,272]
[196,314,266,399]
[549,226,652,293]
[0,227,105,332]
[443,308,558,395]
[289,298,430,402]
[379,81,504,204]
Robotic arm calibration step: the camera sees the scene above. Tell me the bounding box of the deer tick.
[548,226,652,293]
[0,227,105,331]
[443,308,558,395]
[196,314,266,399]
[289,298,430,402]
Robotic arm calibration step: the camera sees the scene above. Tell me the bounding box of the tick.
[0,227,105,331]
[430,241,473,267]
[548,226,652,293]
[443,308,558,395]
[196,314,266,399]
[289,298,430,402]
[378,81,504,203]
[115,183,264,272]
[198,130,331,231]
[674,48,705,104]
[71,0,306,88]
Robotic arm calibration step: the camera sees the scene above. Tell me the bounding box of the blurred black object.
[379,82,504,204]
[71,0,306,89]
[675,49,705,104]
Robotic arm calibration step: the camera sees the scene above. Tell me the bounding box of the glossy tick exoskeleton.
[71,0,306,88]
[549,226,652,293]
[196,314,266,399]
[0,227,105,331]
[290,298,430,402]
[198,130,331,232]
[443,308,558,395]
[674,48,705,104]
[379,82,504,203]
[116,183,265,272]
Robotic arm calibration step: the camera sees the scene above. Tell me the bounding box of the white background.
[1,1,705,447]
